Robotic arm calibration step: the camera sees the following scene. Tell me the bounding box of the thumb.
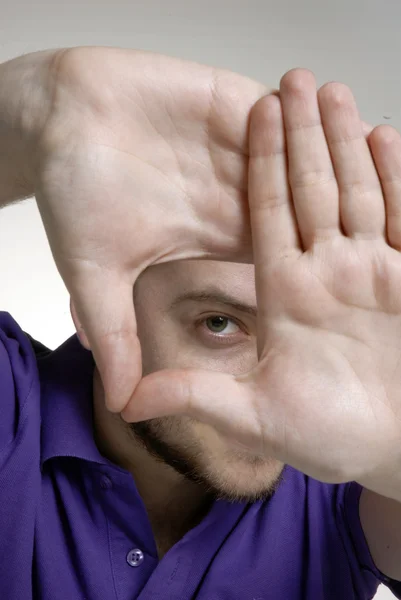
[121,368,272,456]
[70,269,142,413]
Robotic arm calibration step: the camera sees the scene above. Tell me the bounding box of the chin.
[129,416,285,503]
[194,424,285,502]
[197,458,285,503]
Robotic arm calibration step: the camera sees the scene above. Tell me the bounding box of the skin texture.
[3,45,401,577]
[118,71,401,500]
[69,62,401,576]
[89,261,284,556]
[34,46,271,415]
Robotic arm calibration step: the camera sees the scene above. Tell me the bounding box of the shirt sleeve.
[0,311,40,457]
[341,480,401,599]
[0,312,48,597]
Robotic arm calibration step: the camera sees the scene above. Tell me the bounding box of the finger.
[367,125,401,249]
[248,94,301,269]
[279,69,341,249]
[273,92,377,138]
[70,269,142,413]
[121,367,277,458]
[318,82,385,239]
[263,93,374,137]
[362,120,375,137]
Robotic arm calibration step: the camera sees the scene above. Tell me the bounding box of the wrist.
[0,48,67,205]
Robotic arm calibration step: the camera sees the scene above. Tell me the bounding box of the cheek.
[142,332,257,377]
[137,317,187,374]
[136,308,257,376]
[200,349,258,376]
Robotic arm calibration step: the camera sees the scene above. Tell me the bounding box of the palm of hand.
[253,237,401,483]
[36,47,268,410]
[131,69,401,492]
[246,72,401,487]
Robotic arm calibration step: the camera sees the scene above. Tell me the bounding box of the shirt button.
[100,475,113,490]
[126,548,144,567]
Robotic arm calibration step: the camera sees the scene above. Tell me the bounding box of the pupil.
[208,316,227,332]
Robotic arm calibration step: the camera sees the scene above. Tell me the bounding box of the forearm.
[0,49,61,207]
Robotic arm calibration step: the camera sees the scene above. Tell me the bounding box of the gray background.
[1,1,400,596]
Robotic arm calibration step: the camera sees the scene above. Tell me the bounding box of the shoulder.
[24,332,51,359]
[0,312,44,453]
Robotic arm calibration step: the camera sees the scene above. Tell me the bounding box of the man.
[1,45,401,599]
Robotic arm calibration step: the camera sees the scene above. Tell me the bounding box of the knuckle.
[50,47,88,85]
[341,179,381,197]
[290,168,335,190]
[253,195,288,216]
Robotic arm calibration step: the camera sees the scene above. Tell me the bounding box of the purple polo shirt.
[0,310,400,600]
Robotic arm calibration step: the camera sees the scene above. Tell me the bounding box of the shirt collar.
[37,333,109,467]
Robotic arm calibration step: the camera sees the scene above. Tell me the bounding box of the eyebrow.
[169,289,257,317]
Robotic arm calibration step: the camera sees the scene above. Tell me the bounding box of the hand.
[32,46,270,412]
[128,69,401,498]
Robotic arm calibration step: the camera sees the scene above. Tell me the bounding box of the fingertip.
[120,368,191,423]
[280,68,317,94]
[251,93,282,121]
[120,367,249,450]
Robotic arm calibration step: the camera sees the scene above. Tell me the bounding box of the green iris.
[206,316,228,333]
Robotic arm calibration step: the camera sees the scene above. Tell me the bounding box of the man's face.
[130,260,284,502]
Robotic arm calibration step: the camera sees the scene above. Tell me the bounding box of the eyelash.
[194,314,246,340]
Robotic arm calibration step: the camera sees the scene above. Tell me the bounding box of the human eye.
[203,315,240,335]
[193,313,249,349]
